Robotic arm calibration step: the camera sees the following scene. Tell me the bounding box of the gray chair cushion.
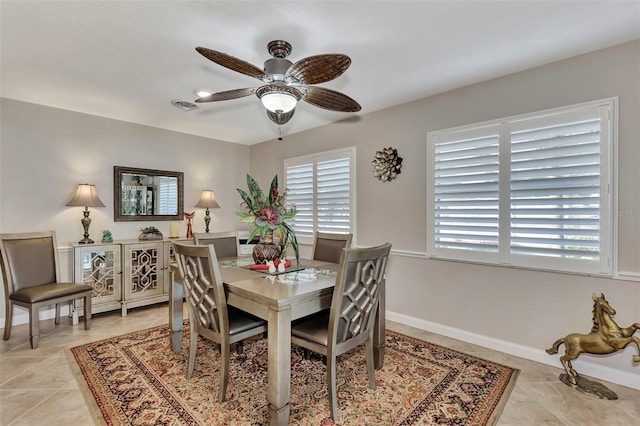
[292,311,330,346]
[11,282,93,303]
[228,307,266,335]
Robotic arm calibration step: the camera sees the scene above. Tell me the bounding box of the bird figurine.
[184,211,195,238]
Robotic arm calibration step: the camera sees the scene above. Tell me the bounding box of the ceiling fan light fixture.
[261,92,297,113]
[194,40,360,119]
[256,85,301,114]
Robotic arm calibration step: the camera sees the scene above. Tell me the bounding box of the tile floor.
[1,304,638,425]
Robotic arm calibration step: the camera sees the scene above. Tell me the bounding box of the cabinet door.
[122,241,166,301]
[73,244,122,313]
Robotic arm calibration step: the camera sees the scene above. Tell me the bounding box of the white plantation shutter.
[158,176,178,215]
[428,100,613,275]
[285,148,355,242]
[317,158,351,233]
[286,163,314,238]
[433,130,500,260]
[510,115,602,261]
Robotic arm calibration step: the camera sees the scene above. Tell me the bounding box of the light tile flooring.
[1,304,638,425]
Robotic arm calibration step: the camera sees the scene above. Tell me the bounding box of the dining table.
[168,256,386,426]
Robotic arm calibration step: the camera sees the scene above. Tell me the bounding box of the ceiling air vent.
[171,100,198,111]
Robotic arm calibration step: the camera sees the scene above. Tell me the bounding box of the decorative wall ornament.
[372,147,403,182]
[546,293,640,399]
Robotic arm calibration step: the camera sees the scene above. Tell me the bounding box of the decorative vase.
[252,229,281,264]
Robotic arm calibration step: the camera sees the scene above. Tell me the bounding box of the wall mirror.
[113,166,184,221]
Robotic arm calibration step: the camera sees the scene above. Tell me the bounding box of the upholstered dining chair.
[172,241,267,402]
[192,231,254,352]
[291,242,391,422]
[193,231,239,259]
[0,231,93,349]
[311,232,353,264]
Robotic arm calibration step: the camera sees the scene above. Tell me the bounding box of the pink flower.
[255,206,282,228]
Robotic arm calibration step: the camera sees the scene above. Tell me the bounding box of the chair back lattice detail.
[332,247,389,346]
[174,243,227,336]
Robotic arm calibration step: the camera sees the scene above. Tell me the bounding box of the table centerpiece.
[235,174,299,265]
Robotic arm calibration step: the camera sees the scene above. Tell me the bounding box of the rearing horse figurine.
[546,293,640,385]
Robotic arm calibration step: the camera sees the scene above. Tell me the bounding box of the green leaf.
[268,175,278,205]
[233,211,253,218]
[236,188,257,214]
[281,222,299,264]
[239,216,256,226]
[281,210,298,221]
[246,174,266,210]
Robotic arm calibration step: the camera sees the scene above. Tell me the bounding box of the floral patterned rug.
[67,324,519,425]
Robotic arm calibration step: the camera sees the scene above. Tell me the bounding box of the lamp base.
[78,237,95,244]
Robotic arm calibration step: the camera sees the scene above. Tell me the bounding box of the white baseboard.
[1,305,69,330]
[387,310,640,391]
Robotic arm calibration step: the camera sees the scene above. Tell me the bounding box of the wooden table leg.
[267,305,291,426]
[169,274,183,352]
[373,279,386,370]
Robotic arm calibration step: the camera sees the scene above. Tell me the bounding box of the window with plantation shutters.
[285,147,355,242]
[428,99,614,275]
[157,176,178,215]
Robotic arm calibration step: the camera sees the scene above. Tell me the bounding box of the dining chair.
[192,231,256,352]
[291,242,392,422]
[310,232,353,264]
[172,241,267,402]
[0,231,93,349]
[193,231,239,259]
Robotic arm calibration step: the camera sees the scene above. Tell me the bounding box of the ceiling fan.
[194,40,361,126]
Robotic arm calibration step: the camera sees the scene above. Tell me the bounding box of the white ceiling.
[1,1,639,145]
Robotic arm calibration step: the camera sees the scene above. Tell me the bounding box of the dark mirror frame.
[113,166,184,222]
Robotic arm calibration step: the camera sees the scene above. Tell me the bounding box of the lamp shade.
[195,190,220,209]
[66,184,105,208]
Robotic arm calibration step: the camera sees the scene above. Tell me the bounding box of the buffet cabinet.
[72,240,172,316]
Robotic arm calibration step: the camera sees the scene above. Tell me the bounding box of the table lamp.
[66,183,105,244]
[194,189,220,233]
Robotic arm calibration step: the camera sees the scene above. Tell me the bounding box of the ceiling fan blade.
[267,108,295,125]
[287,54,351,85]
[195,87,257,102]
[303,86,361,112]
[196,47,268,81]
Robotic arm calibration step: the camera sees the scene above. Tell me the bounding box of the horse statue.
[546,293,640,389]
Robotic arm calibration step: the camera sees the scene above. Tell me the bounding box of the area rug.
[67,324,519,425]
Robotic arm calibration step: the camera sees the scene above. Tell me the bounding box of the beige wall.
[249,41,640,388]
[0,99,251,323]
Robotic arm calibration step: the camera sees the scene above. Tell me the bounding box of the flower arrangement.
[234,174,299,263]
